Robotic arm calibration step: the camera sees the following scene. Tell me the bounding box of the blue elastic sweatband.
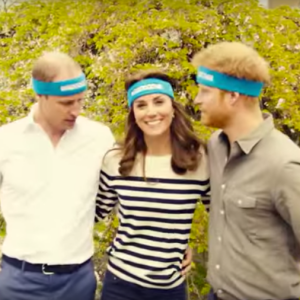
[127,78,174,107]
[196,66,263,97]
[32,73,87,96]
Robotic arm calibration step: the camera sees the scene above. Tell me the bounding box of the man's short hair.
[32,51,82,82]
[192,41,270,85]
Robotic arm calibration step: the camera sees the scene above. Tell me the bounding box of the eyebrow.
[198,85,209,92]
[135,96,164,104]
[57,98,83,103]
[153,96,163,100]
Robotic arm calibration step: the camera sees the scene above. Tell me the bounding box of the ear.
[35,94,41,102]
[37,94,48,101]
[228,92,240,106]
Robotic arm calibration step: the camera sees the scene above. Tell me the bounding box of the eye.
[198,89,209,96]
[136,102,146,108]
[60,99,84,106]
[62,101,74,106]
[154,98,164,104]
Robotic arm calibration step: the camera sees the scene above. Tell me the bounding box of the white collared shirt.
[0,108,115,264]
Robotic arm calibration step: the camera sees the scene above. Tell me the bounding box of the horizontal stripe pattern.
[95,153,210,288]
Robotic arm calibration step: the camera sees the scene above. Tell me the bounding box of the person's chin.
[143,128,169,138]
[64,119,76,128]
[145,131,163,137]
[200,116,211,127]
[202,120,222,130]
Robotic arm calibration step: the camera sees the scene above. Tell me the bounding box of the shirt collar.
[218,113,274,155]
[22,103,38,132]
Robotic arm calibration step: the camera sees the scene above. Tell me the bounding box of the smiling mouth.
[145,120,162,126]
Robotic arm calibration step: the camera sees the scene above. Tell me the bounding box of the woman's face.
[132,93,174,139]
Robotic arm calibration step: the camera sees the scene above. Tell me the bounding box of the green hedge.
[0,0,299,299]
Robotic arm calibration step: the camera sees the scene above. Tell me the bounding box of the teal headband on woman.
[32,73,87,96]
[127,78,174,107]
[196,66,263,97]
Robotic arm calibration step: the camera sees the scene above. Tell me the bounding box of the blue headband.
[127,78,174,107]
[32,73,87,96]
[196,66,263,97]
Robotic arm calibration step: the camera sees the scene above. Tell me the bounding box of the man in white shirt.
[0,51,115,300]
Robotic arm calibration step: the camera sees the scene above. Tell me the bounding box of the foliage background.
[0,0,299,299]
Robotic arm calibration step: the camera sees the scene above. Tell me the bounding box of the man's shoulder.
[77,116,109,130]
[0,117,29,138]
[101,147,122,174]
[103,147,122,162]
[207,129,222,146]
[269,128,300,160]
[76,116,112,136]
[76,116,115,154]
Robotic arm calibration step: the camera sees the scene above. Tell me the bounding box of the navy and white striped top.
[95,149,210,289]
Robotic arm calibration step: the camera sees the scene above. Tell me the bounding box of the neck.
[34,106,65,146]
[223,108,264,145]
[144,132,172,156]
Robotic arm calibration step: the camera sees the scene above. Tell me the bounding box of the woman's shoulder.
[188,144,209,180]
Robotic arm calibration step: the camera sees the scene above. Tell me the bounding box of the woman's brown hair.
[118,69,205,177]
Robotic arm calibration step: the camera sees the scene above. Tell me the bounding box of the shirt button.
[218,236,222,242]
[221,184,226,189]
[218,290,223,294]
[220,210,225,215]
[238,199,242,205]
[215,264,220,270]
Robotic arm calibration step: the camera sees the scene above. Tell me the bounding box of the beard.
[200,110,230,129]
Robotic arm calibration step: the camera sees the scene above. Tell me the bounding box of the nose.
[145,104,157,117]
[193,93,202,105]
[70,101,82,118]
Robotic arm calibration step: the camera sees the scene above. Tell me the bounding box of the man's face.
[39,93,85,132]
[38,70,86,132]
[194,85,231,129]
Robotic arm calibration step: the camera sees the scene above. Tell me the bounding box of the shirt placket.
[213,166,227,296]
[212,142,241,297]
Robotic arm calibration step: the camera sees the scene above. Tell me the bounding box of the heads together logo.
[60,80,87,92]
[196,66,264,97]
[197,71,214,82]
[131,83,164,96]
[127,78,174,107]
[32,73,87,97]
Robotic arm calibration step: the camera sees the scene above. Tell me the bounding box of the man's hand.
[181,246,193,276]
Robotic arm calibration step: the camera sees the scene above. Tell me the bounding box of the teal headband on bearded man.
[196,66,264,97]
[127,78,174,107]
[32,73,87,96]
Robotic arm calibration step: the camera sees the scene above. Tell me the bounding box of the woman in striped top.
[96,69,210,300]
